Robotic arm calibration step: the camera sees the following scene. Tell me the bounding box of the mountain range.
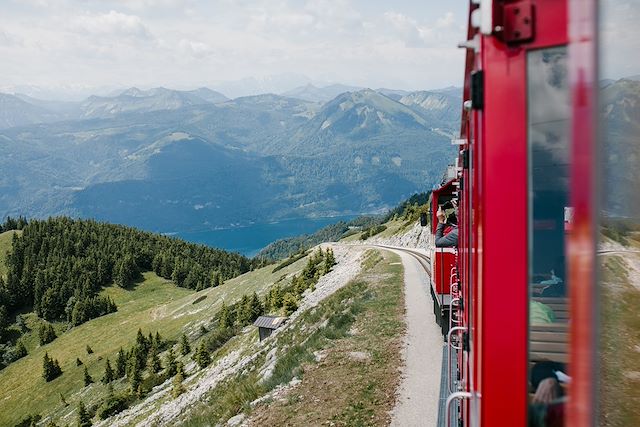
[601,78,640,218]
[0,84,461,233]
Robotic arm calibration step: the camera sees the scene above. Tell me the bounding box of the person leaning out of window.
[435,201,458,247]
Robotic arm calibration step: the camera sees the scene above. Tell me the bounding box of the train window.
[527,46,570,426]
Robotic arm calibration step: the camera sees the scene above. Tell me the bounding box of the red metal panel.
[433,250,456,294]
[567,0,597,425]
[479,34,529,426]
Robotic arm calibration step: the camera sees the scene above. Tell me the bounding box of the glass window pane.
[527,46,570,427]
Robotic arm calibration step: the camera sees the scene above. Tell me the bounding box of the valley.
[0,85,460,235]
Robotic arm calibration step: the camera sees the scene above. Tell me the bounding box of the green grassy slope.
[0,229,21,278]
[0,254,311,426]
[181,250,405,426]
[600,251,640,426]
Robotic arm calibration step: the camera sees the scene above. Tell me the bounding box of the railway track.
[373,244,432,277]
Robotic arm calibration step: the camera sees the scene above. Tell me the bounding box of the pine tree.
[0,305,8,339]
[323,248,336,274]
[209,270,222,288]
[282,293,298,316]
[115,348,126,378]
[248,292,263,322]
[102,358,114,384]
[83,366,93,386]
[129,362,142,395]
[59,392,68,406]
[267,285,283,312]
[42,352,63,382]
[193,342,211,369]
[86,345,93,354]
[179,333,191,355]
[76,357,83,366]
[236,295,251,326]
[149,351,162,373]
[38,323,57,345]
[218,301,233,329]
[172,370,185,398]
[77,401,91,427]
[165,348,177,377]
[15,340,27,359]
[154,331,163,348]
[176,361,186,377]
[135,329,147,351]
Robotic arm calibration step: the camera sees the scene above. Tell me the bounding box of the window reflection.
[527,46,570,427]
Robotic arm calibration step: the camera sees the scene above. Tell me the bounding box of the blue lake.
[174,216,357,257]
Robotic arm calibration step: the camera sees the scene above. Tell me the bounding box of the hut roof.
[253,315,287,329]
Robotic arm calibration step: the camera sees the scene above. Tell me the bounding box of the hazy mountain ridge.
[0,86,461,232]
[602,78,640,217]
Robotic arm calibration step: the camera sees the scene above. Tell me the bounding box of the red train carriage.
[435,1,598,426]
[428,176,458,336]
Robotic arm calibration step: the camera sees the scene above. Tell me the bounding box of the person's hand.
[532,378,560,405]
[437,207,446,224]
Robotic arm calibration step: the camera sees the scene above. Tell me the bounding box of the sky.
[0,0,469,98]
[0,0,636,99]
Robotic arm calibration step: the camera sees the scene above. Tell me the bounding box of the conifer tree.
[236,295,251,326]
[135,329,147,351]
[149,351,162,373]
[282,293,298,316]
[323,248,336,274]
[102,358,114,384]
[60,392,68,406]
[38,323,57,345]
[172,370,185,398]
[76,358,83,366]
[129,362,142,395]
[77,401,91,427]
[248,292,263,322]
[267,285,283,312]
[0,305,8,339]
[42,352,63,382]
[179,333,191,355]
[176,361,186,377]
[209,271,222,288]
[165,348,177,377]
[86,345,93,354]
[154,331,163,348]
[83,366,93,386]
[115,348,126,378]
[15,340,27,359]
[193,342,211,369]
[218,301,233,329]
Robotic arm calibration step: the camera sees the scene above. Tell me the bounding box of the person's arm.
[435,224,458,247]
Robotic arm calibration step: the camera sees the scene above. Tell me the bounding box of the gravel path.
[385,248,444,427]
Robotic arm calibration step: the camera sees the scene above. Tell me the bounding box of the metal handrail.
[445,391,472,427]
[447,326,467,393]
[450,297,461,325]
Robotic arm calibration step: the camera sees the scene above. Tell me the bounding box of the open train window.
[527,45,570,426]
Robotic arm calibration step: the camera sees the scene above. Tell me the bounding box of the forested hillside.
[0,217,254,357]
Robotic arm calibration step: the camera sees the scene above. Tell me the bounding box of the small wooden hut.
[253,316,287,341]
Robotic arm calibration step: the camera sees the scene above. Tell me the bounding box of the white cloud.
[72,10,152,39]
[0,0,470,92]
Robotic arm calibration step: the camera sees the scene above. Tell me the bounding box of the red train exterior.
[426,1,598,426]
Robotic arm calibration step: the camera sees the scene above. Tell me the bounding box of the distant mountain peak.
[121,87,146,97]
